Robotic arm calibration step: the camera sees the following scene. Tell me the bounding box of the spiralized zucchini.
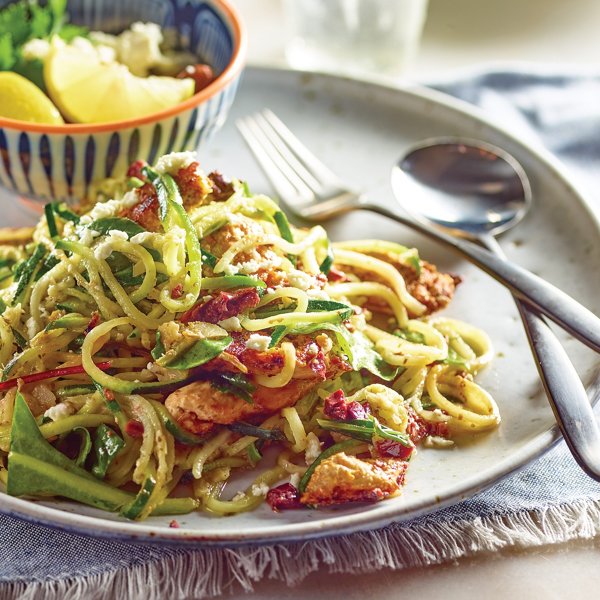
[0,153,500,520]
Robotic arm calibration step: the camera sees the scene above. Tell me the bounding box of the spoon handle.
[364,202,600,353]
[516,303,600,479]
[482,234,600,480]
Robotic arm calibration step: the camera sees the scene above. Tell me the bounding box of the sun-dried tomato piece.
[405,408,449,444]
[126,159,148,180]
[266,483,303,511]
[125,419,145,438]
[180,288,261,324]
[170,284,184,299]
[376,439,414,460]
[323,389,370,421]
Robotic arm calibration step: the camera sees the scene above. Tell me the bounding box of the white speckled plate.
[1,67,599,546]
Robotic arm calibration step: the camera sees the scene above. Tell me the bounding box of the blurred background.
[238,0,600,80]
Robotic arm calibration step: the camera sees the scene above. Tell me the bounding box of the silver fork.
[236,109,600,354]
[237,108,600,481]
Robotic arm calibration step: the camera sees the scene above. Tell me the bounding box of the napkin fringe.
[7,499,600,600]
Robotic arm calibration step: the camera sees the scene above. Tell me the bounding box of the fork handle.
[364,202,600,353]
[482,234,600,480]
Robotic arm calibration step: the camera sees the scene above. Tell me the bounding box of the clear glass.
[283,0,429,79]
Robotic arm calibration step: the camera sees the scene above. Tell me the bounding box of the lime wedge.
[0,72,63,124]
[44,43,195,124]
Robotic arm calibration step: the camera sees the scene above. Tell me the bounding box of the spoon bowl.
[393,138,532,239]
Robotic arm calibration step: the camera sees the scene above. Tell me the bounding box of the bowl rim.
[0,0,247,134]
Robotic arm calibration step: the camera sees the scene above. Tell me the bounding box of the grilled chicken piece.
[201,218,326,290]
[165,378,320,435]
[300,452,408,506]
[342,254,460,316]
[120,183,162,232]
[398,260,461,315]
[119,163,227,232]
[164,332,349,435]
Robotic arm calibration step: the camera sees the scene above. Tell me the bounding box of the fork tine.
[253,112,324,193]
[261,109,344,188]
[236,116,315,206]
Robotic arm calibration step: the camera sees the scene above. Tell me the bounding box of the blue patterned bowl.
[0,0,246,205]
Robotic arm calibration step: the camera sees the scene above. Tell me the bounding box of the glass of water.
[283,0,429,79]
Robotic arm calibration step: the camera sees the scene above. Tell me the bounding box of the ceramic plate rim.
[1,66,599,546]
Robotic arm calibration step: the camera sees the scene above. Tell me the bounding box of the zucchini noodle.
[327,281,407,325]
[0,153,500,521]
[254,342,296,388]
[364,322,448,367]
[332,248,426,317]
[426,365,500,431]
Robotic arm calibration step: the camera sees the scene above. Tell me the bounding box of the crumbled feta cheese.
[231,490,246,502]
[305,432,322,465]
[93,229,130,260]
[222,263,240,276]
[76,227,100,247]
[25,317,38,339]
[287,270,314,290]
[316,333,333,354]
[251,483,270,497]
[429,408,451,423]
[289,473,301,488]
[44,402,75,422]
[245,334,272,352]
[146,362,183,382]
[107,229,129,241]
[218,316,242,332]
[238,253,284,275]
[154,152,198,176]
[130,232,155,245]
[424,436,454,448]
[237,259,261,274]
[306,343,319,357]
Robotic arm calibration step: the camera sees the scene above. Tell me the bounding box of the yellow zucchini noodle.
[0,153,500,521]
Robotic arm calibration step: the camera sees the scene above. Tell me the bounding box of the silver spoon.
[392,138,600,480]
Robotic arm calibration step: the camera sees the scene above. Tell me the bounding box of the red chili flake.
[169,519,180,529]
[323,389,370,421]
[266,483,303,512]
[103,388,115,402]
[126,159,148,180]
[171,284,184,299]
[125,419,145,438]
[85,311,100,334]
[376,439,414,460]
[180,288,261,324]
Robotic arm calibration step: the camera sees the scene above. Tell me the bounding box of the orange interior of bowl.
[0,0,247,134]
